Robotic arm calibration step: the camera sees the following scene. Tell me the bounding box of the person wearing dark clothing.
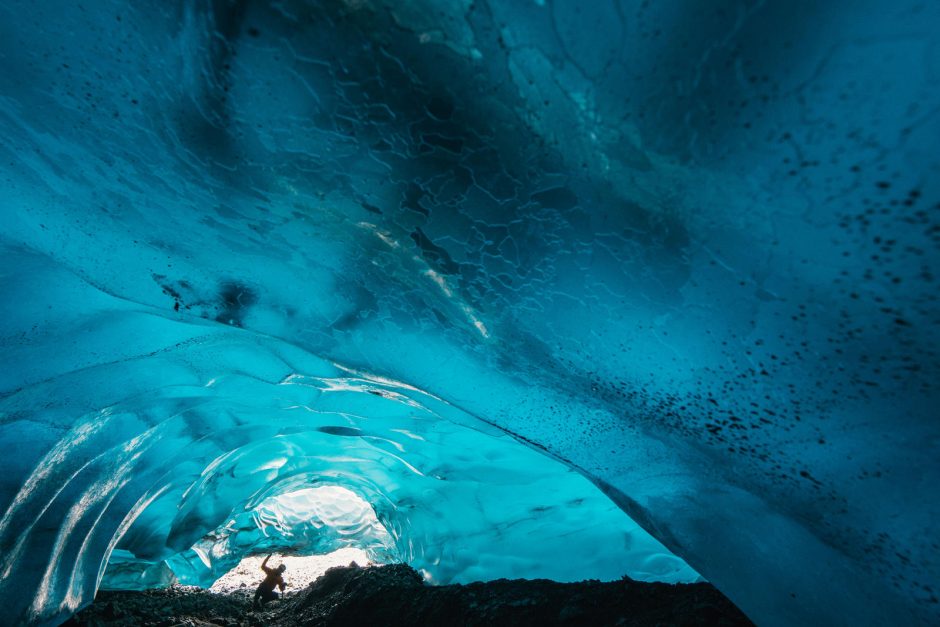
[253,554,287,608]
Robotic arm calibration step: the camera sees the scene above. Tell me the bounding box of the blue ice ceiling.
[0,0,938,625]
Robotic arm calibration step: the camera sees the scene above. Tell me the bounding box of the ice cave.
[0,0,938,625]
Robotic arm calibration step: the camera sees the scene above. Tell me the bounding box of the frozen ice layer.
[110,386,696,592]
[1,0,938,626]
[0,260,698,625]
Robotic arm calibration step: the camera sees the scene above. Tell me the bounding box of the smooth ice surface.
[0,0,938,625]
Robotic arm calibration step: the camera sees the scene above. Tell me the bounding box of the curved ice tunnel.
[164,486,395,587]
[88,365,694,593]
[1,0,939,625]
[0,256,699,623]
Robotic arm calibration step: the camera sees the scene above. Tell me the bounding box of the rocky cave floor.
[64,563,755,626]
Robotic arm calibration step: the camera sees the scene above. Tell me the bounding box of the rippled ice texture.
[0,0,938,625]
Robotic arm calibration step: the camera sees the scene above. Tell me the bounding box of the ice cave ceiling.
[0,0,938,625]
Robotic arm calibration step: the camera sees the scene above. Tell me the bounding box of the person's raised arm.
[261,554,272,573]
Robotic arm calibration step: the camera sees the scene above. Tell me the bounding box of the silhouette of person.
[253,554,287,608]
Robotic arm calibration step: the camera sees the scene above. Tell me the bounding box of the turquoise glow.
[1,1,938,625]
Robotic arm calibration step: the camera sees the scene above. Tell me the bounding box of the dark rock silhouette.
[65,563,753,626]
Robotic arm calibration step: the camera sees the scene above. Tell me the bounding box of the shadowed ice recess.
[0,0,938,625]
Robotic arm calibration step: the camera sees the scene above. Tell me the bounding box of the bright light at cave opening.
[203,485,390,592]
[209,548,374,594]
[158,484,395,591]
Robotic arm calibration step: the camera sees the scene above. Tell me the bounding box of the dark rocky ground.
[64,563,755,626]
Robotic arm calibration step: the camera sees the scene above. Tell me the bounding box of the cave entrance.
[158,485,395,590]
[198,485,392,592]
[208,547,374,593]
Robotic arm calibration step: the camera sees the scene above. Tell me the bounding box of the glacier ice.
[0,251,701,623]
[1,0,938,625]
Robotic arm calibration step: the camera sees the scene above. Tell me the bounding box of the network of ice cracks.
[0,0,938,626]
